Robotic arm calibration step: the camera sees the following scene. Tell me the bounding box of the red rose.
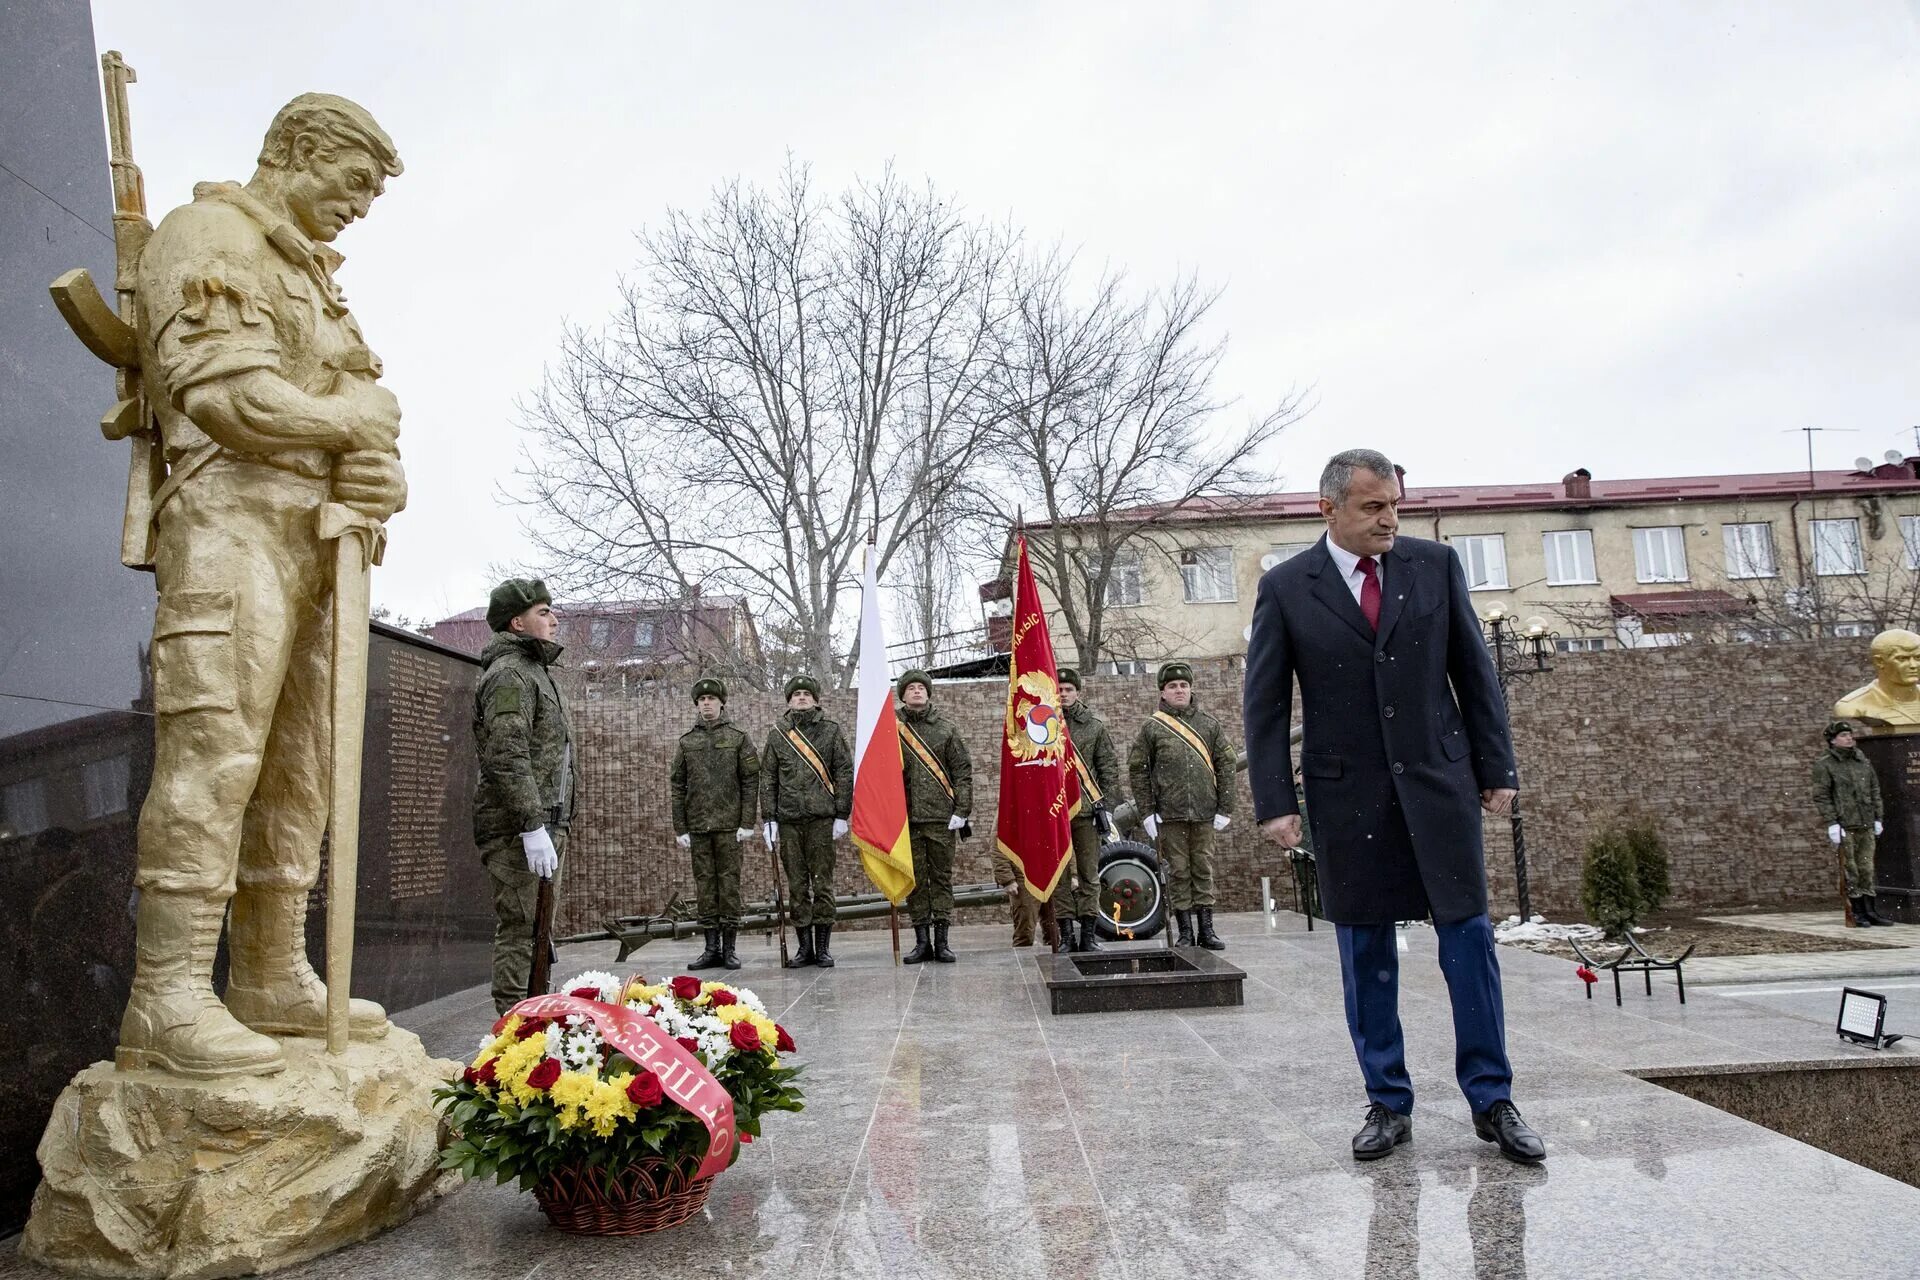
[473,1057,497,1084]
[670,975,702,1001]
[729,1022,762,1053]
[462,1065,479,1085]
[515,1016,546,1040]
[568,986,601,1000]
[676,1036,699,1055]
[626,1071,664,1107]
[1576,965,1598,985]
[775,1025,796,1053]
[739,1131,753,1144]
[707,989,737,1007]
[526,1058,562,1090]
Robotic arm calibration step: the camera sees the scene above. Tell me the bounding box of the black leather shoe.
[689,928,723,970]
[721,928,742,970]
[814,923,835,967]
[1196,907,1226,951]
[933,921,957,963]
[903,922,933,964]
[1077,916,1104,952]
[1352,1103,1412,1161]
[1473,1100,1546,1163]
[785,928,817,968]
[1173,910,1194,948]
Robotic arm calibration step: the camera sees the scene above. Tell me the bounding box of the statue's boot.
[117,889,286,1077]
[225,886,389,1039]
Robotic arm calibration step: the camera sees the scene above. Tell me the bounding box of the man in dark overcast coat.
[1243,448,1545,1164]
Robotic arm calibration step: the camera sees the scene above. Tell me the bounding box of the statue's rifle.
[48,50,164,571]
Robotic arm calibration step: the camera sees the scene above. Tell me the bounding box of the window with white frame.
[1632,526,1689,583]
[1100,550,1142,607]
[1554,637,1607,653]
[634,619,656,648]
[1830,621,1874,638]
[1901,515,1920,570]
[1260,543,1315,571]
[1541,530,1596,585]
[81,754,131,820]
[589,619,613,649]
[1450,534,1509,590]
[1,778,49,837]
[1105,659,1149,676]
[1180,546,1235,603]
[1722,522,1777,579]
[1812,518,1864,576]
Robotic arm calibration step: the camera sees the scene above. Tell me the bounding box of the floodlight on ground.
[1836,987,1904,1049]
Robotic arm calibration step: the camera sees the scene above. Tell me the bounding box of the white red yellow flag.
[850,543,915,904]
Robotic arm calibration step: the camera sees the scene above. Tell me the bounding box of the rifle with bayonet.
[48,50,164,571]
[765,826,790,967]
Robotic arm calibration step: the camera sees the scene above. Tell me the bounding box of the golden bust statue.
[1834,628,1920,728]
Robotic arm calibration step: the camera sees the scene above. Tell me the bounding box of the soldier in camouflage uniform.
[473,580,576,1013]
[1130,661,1236,950]
[1059,668,1123,953]
[1814,720,1888,926]
[762,675,853,967]
[895,670,973,964]
[671,678,759,969]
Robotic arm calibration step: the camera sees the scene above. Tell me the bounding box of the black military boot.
[1052,921,1074,955]
[1849,897,1878,926]
[1196,907,1226,951]
[1173,909,1194,948]
[814,924,835,967]
[721,928,742,969]
[1077,916,1105,952]
[903,922,933,964]
[690,928,724,970]
[1862,896,1892,926]
[932,921,957,963]
[786,926,817,967]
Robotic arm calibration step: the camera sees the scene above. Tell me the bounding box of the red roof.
[1032,460,1920,530]
[1609,590,1754,619]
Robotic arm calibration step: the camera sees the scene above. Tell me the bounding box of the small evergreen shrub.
[1580,821,1672,938]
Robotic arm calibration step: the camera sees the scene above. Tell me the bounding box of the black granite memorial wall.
[1857,732,1920,923]
[0,1,490,1233]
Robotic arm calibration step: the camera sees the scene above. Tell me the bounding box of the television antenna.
[1784,426,1856,505]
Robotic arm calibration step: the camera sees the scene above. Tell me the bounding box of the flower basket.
[534,1160,714,1236]
[434,969,804,1236]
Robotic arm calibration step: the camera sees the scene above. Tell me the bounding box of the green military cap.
[691,677,727,703]
[785,674,822,700]
[1825,719,1857,741]
[487,578,551,632]
[896,668,933,699]
[1158,660,1193,689]
[1057,667,1081,689]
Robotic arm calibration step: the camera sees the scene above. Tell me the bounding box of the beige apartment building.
[1023,459,1920,669]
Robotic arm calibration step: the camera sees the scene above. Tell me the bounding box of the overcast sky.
[88,0,1920,624]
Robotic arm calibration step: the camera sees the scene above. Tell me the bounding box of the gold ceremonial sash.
[898,722,954,799]
[1068,743,1102,804]
[783,728,835,796]
[1152,711,1214,773]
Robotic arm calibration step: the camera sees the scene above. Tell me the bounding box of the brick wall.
[556,640,1868,932]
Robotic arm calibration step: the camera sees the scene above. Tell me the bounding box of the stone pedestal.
[20,1031,461,1279]
[1856,732,1920,922]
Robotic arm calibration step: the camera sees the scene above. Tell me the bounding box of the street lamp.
[1478,602,1557,921]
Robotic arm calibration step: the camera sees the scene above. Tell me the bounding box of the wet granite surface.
[6,913,1920,1278]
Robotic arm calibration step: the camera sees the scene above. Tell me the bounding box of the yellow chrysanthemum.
[474,1016,522,1066]
[749,1013,779,1056]
[623,983,667,1005]
[549,1069,597,1131]
[495,1031,551,1105]
[713,1004,752,1025]
[584,1073,639,1137]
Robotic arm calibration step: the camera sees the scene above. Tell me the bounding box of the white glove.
[1142,814,1160,840]
[1828,823,1844,845]
[762,821,779,847]
[948,814,967,831]
[1213,813,1231,832]
[1875,821,1884,836]
[520,827,559,878]
[676,832,691,849]
[833,818,850,840]
[736,827,753,843]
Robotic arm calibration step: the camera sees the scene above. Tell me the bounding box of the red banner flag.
[995,535,1080,900]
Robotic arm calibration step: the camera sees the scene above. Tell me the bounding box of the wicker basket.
[534,1160,715,1235]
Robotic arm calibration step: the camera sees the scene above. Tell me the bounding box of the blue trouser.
[1335,913,1513,1115]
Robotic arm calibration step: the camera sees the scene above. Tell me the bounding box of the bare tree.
[515,160,1011,683]
[972,250,1309,670]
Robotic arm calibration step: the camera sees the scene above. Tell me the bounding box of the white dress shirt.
[1324,537,1383,608]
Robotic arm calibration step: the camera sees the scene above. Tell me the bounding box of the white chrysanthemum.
[559,1025,604,1073]
[561,969,623,1002]
[476,1033,495,1057]
[731,986,768,1016]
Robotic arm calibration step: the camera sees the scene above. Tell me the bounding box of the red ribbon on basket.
[499,993,737,1181]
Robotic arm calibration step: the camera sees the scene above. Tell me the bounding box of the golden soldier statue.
[55,81,407,1077]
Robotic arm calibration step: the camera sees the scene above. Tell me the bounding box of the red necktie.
[1357,556,1382,631]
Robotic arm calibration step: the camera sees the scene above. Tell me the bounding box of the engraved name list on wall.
[385,646,451,900]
